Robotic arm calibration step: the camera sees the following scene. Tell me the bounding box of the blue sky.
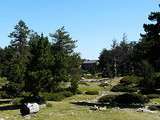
[0,0,159,59]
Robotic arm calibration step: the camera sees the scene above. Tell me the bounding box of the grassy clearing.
[1,96,160,120]
[78,82,103,93]
[150,98,160,104]
[0,78,160,120]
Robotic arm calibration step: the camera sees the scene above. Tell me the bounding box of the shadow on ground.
[0,105,20,111]
[71,101,144,109]
[0,99,12,105]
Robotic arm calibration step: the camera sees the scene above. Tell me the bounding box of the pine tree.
[8,20,30,87]
[50,27,78,92]
[26,33,54,95]
[137,12,160,71]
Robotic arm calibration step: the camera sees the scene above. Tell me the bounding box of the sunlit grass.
[0,79,160,120]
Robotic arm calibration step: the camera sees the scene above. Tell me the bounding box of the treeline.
[0,20,81,98]
[99,11,160,90]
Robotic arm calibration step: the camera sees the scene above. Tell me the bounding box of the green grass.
[0,78,160,120]
[1,96,160,120]
[150,98,160,104]
[78,82,103,93]
[1,95,160,120]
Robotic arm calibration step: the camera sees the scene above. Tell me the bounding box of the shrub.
[41,92,64,101]
[98,95,116,103]
[2,82,23,98]
[120,75,142,85]
[114,93,149,105]
[20,96,46,104]
[111,84,138,92]
[85,90,99,95]
[98,93,149,105]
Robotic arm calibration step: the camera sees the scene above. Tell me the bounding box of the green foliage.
[8,20,30,84]
[98,95,116,103]
[26,69,53,95]
[114,93,149,105]
[50,27,81,92]
[111,84,138,92]
[20,96,46,104]
[99,38,136,78]
[0,22,81,98]
[85,90,99,95]
[140,60,155,89]
[111,76,141,92]
[98,93,149,105]
[120,75,141,85]
[26,33,54,94]
[2,82,23,98]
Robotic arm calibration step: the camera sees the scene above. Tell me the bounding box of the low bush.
[98,95,117,103]
[111,75,141,92]
[20,96,46,104]
[120,75,142,85]
[41,92,64,101]
[2,82,23,98]
[114,93,149,105]
[98,93,149,105]
[111,84,138,92]
[85,90,99,95]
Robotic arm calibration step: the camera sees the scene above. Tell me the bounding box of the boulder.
[20,103,39,115]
